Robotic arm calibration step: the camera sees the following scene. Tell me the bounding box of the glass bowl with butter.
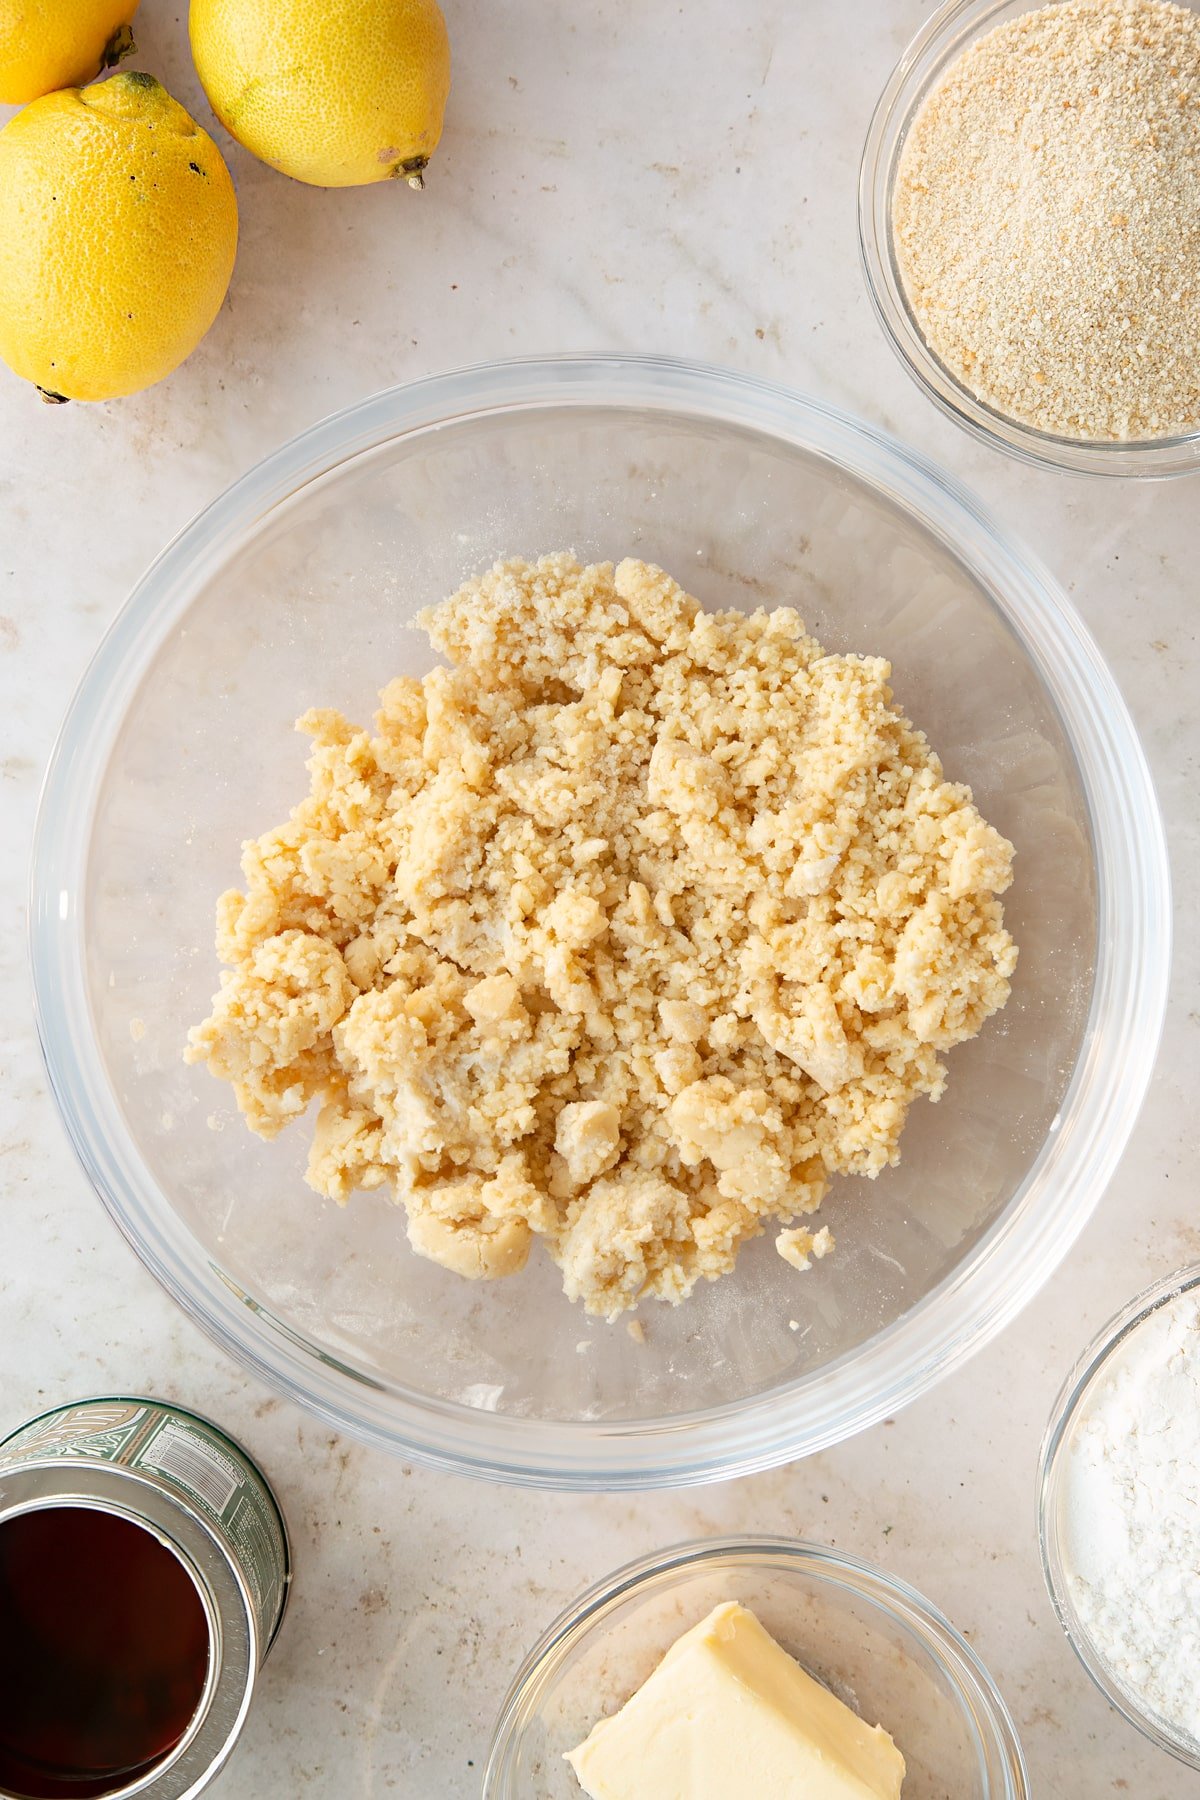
[484,1536,1029,1798]
[31,354,1168,1487]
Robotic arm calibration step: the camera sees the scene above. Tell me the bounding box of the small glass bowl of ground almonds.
[861,0,1200,475]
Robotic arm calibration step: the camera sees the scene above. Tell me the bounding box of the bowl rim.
[29,351,1172,1489]
[483,1533,1031,1798]
[1037,1263,1200,1770]
[858,0,1200,477]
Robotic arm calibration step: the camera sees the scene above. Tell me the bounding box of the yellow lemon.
[0,0,140,106]
[0,72,238,402]
[189,0,450,189]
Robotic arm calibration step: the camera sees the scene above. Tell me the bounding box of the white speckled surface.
[0,3,1196,1795]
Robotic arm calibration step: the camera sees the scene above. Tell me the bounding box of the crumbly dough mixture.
[187,555,1017,1317]
[893,0,1200,442]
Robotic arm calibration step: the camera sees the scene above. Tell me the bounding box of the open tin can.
[0,1397,291,1799]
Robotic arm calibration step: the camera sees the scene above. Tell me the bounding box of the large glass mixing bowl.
[30,356,1169,1489]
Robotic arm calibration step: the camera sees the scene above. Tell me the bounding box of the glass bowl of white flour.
[1039,1265,1200,1769]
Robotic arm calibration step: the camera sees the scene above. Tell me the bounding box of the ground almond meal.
[187,555,1017,1318]
[892,0,1200,442]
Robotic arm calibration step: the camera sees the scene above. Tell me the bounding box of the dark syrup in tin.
[0,1506,210,1798]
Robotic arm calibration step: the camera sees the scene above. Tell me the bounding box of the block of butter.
[566,1600,905,1800]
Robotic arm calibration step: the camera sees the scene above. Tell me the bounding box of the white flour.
[1061,1290,1200,1744]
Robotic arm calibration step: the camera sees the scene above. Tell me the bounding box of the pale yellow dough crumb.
[187,555,1017,1318]
[777,1224,835,1273]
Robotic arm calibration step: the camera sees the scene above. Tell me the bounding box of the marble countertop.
[2,2,1196,1795]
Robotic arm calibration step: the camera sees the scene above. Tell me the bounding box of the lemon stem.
[100,23,136,71]
[396,155,428,190]
[37,388,69,405]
